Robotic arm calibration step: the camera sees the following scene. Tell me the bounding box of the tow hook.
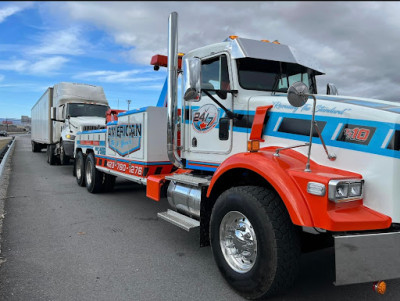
[373,281,386,295]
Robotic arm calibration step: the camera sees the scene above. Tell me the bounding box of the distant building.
[21,115,31,125]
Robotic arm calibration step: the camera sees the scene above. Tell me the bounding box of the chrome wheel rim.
[219,211,257,273]
[86,160,92,186]
[76,157,82,180]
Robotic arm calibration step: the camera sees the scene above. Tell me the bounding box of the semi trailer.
[72,12,399,299]
[31,82,109,165]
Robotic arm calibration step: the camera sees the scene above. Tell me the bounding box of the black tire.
[31,141,40,152]
[210,186,300,299]
[47,145,57,165]
[60,141,70,165]
[75,151,86,187]
[85,153,103,193]
[103,174,116,192]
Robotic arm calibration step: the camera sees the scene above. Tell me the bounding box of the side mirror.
[287,82,309,107]
[50,107,57,121]
[183,57,201,102]
[327,83,338,95]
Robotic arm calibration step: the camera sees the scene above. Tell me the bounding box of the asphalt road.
[0,135,399,300]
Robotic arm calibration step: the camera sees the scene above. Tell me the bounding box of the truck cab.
[58,101,109,162]
[181,36,322,167]
[50,82,109,165]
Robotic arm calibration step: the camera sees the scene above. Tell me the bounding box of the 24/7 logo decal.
[192,104,220,133]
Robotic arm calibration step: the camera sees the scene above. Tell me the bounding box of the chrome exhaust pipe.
[167,12,184,168]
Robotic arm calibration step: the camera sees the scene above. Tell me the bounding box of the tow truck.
[73,12,399,299]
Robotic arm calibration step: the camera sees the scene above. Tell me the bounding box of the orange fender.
[206,148,314,227]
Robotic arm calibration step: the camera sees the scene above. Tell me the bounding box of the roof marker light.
[261,39,270,43]
[229,35,238,40]
[272,40,280,44]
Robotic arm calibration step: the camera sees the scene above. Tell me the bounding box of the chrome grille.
[82,125,106,131]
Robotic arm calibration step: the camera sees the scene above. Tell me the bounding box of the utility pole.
[127,99,131,111]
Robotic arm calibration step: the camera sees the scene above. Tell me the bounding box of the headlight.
[328,179,364,203]
[66,134,76,140]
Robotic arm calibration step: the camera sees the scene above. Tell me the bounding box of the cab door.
[187,53,233,155]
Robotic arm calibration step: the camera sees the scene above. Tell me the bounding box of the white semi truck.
[73,13,399,299]
[31,82,109,165]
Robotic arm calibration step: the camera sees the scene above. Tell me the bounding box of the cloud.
[20,2,400,101]
[29,27,86,56]
[74,69,162,83]
[0,2,34,23]
[29,56,69,74]
[0,56,68,75]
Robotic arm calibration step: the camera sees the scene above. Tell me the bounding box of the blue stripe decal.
[385,107,400,113]
[95,155,172,165]
[185,108,400,160]
[117,107,148,117]
[186,160,219,172]
[156,77,168,107]
[107,121,118,126]
[78,129,107,134]
[263,112,400,158]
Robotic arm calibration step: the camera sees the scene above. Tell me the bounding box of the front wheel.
[46,145,57,165]
[210,186,300,299]
[75,151,86,186]
[60,141,70,165]
[85,153,103,193]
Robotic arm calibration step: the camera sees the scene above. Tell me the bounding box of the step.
[165,174,211,187]
[157,209,200,232]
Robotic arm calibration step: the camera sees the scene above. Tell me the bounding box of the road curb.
[0,137,16,261]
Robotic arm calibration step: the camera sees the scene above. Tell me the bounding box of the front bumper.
[63,140,75,157]
[334,229,400,285]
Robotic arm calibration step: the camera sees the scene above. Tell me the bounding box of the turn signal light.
[247,140,260,152]
[373,281,386,295]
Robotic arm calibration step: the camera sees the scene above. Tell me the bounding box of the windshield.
[237,58,317,93]
[67,103,109,118]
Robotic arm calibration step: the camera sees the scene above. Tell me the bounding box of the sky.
[1,1,400,119]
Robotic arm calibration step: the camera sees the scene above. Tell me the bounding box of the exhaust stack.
[167,12,184,168]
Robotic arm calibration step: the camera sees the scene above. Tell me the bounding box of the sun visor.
[53,82,108,106]
[229,37,324,75]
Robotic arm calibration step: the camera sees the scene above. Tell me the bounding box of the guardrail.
[0,137,16,178]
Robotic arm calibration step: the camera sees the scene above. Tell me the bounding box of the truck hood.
[69,116,106,132]
[248,92,400,158]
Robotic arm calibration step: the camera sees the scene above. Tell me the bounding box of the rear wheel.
[47,145,56,165]
[31,141,40,152]
[210,186,300,299]
[85,153,103,193]
[75,151,86,186]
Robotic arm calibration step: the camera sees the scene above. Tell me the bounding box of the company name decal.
[192,104,220,133]
[108,124,142,156]
[273,101,351,115]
